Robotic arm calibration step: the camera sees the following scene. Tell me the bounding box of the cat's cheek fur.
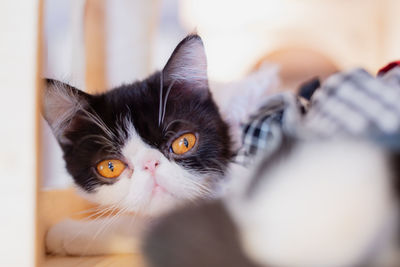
[77,176,133,207]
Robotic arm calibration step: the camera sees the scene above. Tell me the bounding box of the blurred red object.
[378,61,400,76]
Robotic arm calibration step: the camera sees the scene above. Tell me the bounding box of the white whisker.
[158,72,164,126]
[80,108,116,140]
[161,79,177,125]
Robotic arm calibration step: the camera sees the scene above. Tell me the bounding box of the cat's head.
[42,35,233,216]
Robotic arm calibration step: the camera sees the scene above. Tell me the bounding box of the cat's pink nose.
[143,159,160,175]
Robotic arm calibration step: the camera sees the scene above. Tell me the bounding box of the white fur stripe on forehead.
[163,35,208,89]
[42,80,86,140]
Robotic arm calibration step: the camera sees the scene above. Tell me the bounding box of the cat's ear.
[42,79,90,140]
[162,34,208,93]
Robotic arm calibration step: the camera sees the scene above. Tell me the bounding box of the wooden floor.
[44,255,144,267]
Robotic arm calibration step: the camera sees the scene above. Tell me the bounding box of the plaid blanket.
[235,66,400,165]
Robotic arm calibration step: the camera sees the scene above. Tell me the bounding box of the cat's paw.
[46,219,76,255]
[46,219,103,256]
[46,216,143,256]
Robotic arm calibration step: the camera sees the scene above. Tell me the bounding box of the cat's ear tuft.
[42,79,90,139]
[163,34,208,92]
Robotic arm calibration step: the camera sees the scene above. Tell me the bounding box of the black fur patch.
[142,201,260,267]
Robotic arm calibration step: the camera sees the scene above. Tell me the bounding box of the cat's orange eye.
[171,133,196,155]
[96,159,125,178]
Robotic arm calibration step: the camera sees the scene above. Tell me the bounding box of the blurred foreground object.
[143,65,400,267]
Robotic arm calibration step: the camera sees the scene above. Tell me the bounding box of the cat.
[42,34,235,255]
[143,137,400,267]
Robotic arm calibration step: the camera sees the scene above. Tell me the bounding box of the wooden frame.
[84,0,108,94]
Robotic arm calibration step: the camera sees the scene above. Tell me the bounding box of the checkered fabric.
[234,92,306,165]
[235,66,400,164]
[304,68,400,136]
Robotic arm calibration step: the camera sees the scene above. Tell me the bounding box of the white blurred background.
[42,0,400,188]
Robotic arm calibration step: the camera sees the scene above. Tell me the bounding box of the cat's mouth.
[151,181,170,196]
[152,184,167,195]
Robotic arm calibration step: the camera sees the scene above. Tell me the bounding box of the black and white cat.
[42,34,239,255]
[143,137,400,267]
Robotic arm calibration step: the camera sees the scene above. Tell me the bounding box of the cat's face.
[42,35,232,216]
